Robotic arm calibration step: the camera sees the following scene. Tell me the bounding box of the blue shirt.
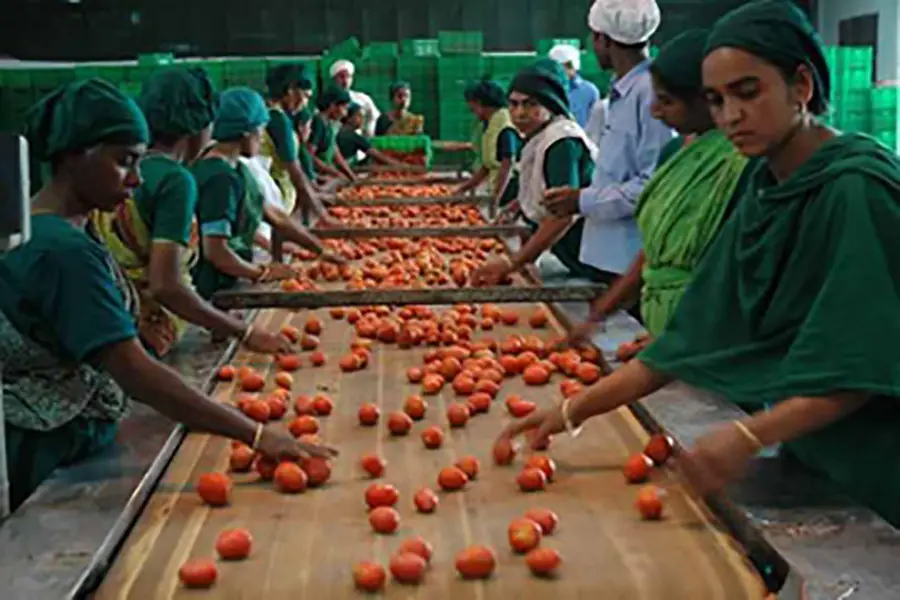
[578,60,675,274]
[568,75,600,128]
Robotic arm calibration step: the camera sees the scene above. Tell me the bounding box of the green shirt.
[134,155,196,245]
[375,114,392,136]
[544,137,594,188]
[657,136,687,168]
[309,114,338,161]
[266,109,298,163]
[0,215,136,431]
[299,145,317,179]
[191,157,246,299]
[337,128,371,163]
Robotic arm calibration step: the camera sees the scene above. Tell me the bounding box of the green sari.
[640,133,900,526]
[635,130,748,335]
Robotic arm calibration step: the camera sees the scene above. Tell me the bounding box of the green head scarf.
[213,87,270,141]
[316,86,352,112]
[389,81,410,99]
[139,67,218,140]
[705,0,830,114]
[25,78,149,161]
[345,102,362,118]
[464,78,507,109]
[266,63,314,99]
[651,29,710,96]
[508,59,571,117]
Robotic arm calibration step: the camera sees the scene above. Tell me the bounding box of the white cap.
[548,44,581,71]
[329,60,355,78]
[588,0,661,45]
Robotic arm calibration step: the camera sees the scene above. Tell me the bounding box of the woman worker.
[567,29,750,345]
[192,87,344,300]
[374,81,424,136]
[261,63,335,225]
[338,103,409,168]
[308,86,356,181]
[0,79,334,511]
[455,78,522,213]
[496,0,900,527]
[93,68,288,358]
[470,61,599,286]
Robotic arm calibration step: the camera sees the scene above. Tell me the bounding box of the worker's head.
[390,81,412,111]
[330,60,355,90]
[548,44,581,81]
[266,63,314,113]
[649,29,713,135]
[588,0,660,70]
[25,78,148,212]
[213,87,270,158]
[139,67,218,164]
[317,86,353,120]
[702,0,829,157]
[507,60,571,135]
[293,108,313,142]
[344,103,364,129]
[463,78,507,121]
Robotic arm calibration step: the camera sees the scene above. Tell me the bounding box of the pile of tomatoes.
[337,183,457,203]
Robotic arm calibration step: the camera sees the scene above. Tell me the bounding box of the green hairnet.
[508,60,571,116]
[651,29,710,96]
[705,0,829,114]
[389,81,411,99]
[139,67,218,139]
[266,63,314,98]
[316,86,352,111]
[463,78,506,109]
[25,78,149,161]
[346,102,362,118]
[213,87,270,141]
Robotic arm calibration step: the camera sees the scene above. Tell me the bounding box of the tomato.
[254,456,277,481]
[525,455,557,481]
[644,433,674,465]
[358,403,380,426]
[524,508,559,535]
[369,506,401,534]
[576,362,602,384]
[407,367,424,383]
[215,528,252,561]
[517,468,547,492]
[288,416,319,437]
[398,537,433,562]
[360,454,386,478]
[508,518,542,554]
[493,439,516,466]
[387,411,413,436]
[293,395,316,416]
[455,456,480,480]
[413,487,439,513]
[276,354,302,372]
[404,395,427,420]
[240,372,265,392]
[301,457,332,487]
[526,547,562,577]
[242,399,270,423]
[455,545,497,580]
[446,403,470,428]
[217,365,236,381]
[467,392,492,414]
[229,444,255,472]
[623,453,653,484]
[274,372,293,390]
[312,394,334,416]
[353,561,386,592]
[196,472,231,506]
[265,395,287,421]
[274,462,308,494]
[528,309,549,328]
[522,364,551,386]
[365,483,399,509]
[636,486,664,520]
[508,400,537,418]
[178,559,218,588]
[305,317,323,335]
[309,351,326,367]
[438,467,468,491]
[389,552,426,584]
[281,325,301,342]
[421,425,444,449]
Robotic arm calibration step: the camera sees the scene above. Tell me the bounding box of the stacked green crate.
[353,55,397,114]
[870,87,899,152]
[401,39,440,58]
[223,59,268,93]
[438,55,484,141]
[486,52,537,87]
[0,70,37,135]
[74,64,131,86]
[397,55,440,138]
[438,31,484,56]
[830,46,873,131]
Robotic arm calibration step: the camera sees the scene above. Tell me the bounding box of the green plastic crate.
[486,53,537,79]
[30,67,76,88]
[872,130,898,152]
[837,109,871,133]
[438,31,484,55]
[138,53,175,67]
[370,135,433,165]
[438,56,486,87]
[1,69,32,88]
[327,37,362,59]
[536,38,581,56]
[401,39,440,58]
[74,64,131,85]
[364,42,399,59]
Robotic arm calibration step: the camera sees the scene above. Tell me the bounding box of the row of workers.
[1,0,898,529]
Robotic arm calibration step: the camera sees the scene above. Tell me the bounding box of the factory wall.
[817,0,899,81]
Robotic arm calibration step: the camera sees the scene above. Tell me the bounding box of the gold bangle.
[251,423,264,451]
[733,420,764,452]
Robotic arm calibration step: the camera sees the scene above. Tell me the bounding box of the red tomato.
[455,545,496,580]
[645,433,674,465]
[421,425,444,449]
[360,454,386,478]
[215,528,252,561]
[524,508,559,535]
[623,453,653,484]
[508,518,542,554]
[389,552,426,584]
[455,456,480,480]
[398,537,433,562]
[438,466,468,491]
[517,468,547,492]
[178,559,218,588]
[196,472,231,506]
[369,506,401,534]
[493,439,516,466]
[365,483,399,509]
[353,561,386,592]
[526,547,562,577]
[358,403,380,426]
[525,455,557,482]
[413,487,439,513]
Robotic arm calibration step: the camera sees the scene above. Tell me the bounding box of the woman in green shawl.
[567,30,751,345]
[374,81,425,136]
[338,103,409,168]
[92,68,288,358]
[495,0,900,528]
[456,78,521,212]
[0,79,334,511]
[308,86,357,182]
[192,87,343,300]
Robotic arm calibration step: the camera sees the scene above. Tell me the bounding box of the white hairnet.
[588,0,661,45]
[548,44,581,71]
[329,60,355,78]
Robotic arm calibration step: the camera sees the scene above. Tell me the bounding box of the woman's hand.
[470,257,512,287]
[675,423,759,496]
[542,187,580,217]
[494,405,568,453]
[242,327,292,354]
[260,262,298,282]
[565,318,603,349]
[257,427,339,462]
[320,249,347,265]
[492,201,521,225]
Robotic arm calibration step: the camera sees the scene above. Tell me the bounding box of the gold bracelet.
[251,423,264,451]
[733,420,764,452]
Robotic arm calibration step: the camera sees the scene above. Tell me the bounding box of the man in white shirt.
[330,60,380,137]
